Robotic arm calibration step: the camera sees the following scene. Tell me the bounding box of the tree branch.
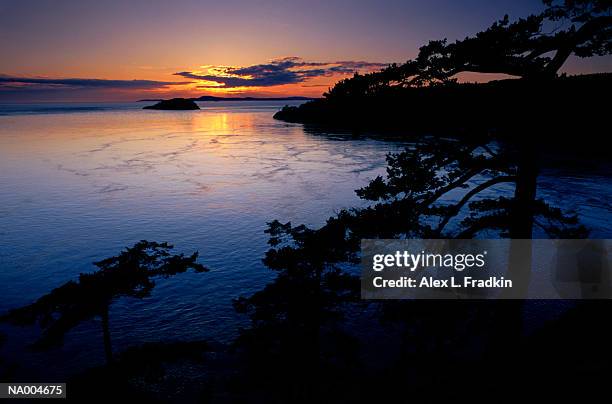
[457,214,509,238]
[433,175,517,236]
[544,15,612,76]
[417,168,482,208]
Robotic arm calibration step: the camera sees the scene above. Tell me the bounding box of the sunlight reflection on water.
[0,102,412,376]
[0,101,610,378]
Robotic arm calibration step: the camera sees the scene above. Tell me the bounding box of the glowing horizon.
[1,0,610,102]
[0,57,390,101]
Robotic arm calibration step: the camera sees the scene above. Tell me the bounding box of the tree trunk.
[101,306,113,364]
[503,142,538,299]
[510,143,538,239]
[492,143,539,355]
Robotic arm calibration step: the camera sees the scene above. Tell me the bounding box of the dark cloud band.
[0,76,189,90]
[175,57,388,88]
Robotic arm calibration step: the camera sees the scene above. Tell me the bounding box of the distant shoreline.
[137,96,317,102]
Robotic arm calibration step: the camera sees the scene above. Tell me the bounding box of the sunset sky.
[1,0,610,101]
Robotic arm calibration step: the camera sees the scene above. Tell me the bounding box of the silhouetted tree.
[313,2,608,239]
[357,138,586,238]
[232,216,362,401]
[232,136,588,401]
[0,241,207,363]
[325,0,611,99]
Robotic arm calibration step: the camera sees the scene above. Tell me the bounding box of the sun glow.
[200,65,241,77]
[202,86,255,94]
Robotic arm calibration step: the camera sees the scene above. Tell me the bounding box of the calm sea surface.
[0,101,610,378]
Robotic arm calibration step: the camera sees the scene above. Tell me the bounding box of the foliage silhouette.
[0,241,207,361]
[274,1,611,139]
[331,0,611,88]
[228,136,589,401]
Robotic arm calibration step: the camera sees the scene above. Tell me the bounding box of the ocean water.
[0,101,412,377]
[0,101,610,378]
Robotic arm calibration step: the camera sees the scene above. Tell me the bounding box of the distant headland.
[138,96,315,102]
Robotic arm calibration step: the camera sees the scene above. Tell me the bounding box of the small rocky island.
[143,98,200,110]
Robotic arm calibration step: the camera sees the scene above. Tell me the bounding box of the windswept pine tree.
[327,0,612,92]
[275,0,611,136]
